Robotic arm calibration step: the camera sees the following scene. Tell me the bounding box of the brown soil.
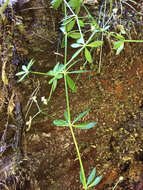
[0,0,143,190]
[23,42,143,190]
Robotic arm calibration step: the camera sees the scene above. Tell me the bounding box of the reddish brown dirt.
[20,41,143,190]
[0,0,143,189]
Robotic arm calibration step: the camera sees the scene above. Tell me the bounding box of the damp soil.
[1,0,143,190]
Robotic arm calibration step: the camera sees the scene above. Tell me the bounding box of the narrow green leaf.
[101,25,110,31]
[61,36,65,48]
[22,65,27,71]
[113,41,124,55]
[73,109,90,124]
[79,19,84,27]
[69,0,81,9]
[56,73,63,79]
[17,74,28,82]
[87,168,96,186]
[53,119,69,126]
[71,43,82,48]
[27,59,35,70]
[116,42,124,55]
[113,41,122,49]
[66,75,77,93]
[114,33,125,40]
[61,15,74,23]
[16,71,26,76]
[71,47,83,61]
[60,25,65,34]
[48,77,55,84]
[51,0,62,9]
[58,64,65,72]
[87,41,103,48]
[52,79,57,91]
[88,176,102,188]
[68,32,81,39]
[69,70,88,74]
[80,169,85,186]
[77,37,84,44]
[64,110,69,121]
[53,62,60,73]
[48,74,63,86]
[67,20,76,32]
[47,70,54,76]
[62,17,74,26]
[85,47,93,63]
[74,122,97,129]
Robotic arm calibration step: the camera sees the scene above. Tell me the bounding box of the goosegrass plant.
[16,0,143,189]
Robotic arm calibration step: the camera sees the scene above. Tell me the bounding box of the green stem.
[63,0,85,44]
[73,7,85,44]
[105,31,143,43]
[65,28,98,69]
[124,40,143,43]
[82,3,96,23]
[30,71,51,76]
[47,83,54,102]
[64,74,71,120]
[63,3,87,186]
[69,123,87,189]
[64,2,68,65]
[32,110,41,120]
[64,1,71,120]
[64,73,87,189]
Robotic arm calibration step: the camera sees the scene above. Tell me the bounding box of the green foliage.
[53,109,97,130]
[48,62,64,91]
[69,0,81,9]
[74,122,97,130]
[87,168,96,186]
[78,19,84,27]
[51,0,62,9]
[73,109,90,124]
[88,175,102,188]
[16,59,35,82]
[68,32,81,39]
[80,167,102,189]
[85,47,93,63]
[87,41,103,48]
[80,169,87,187]
[68,0,81,14]
[53,119,69,126]
[16,0,143,189]
[64,110,69,121]
[113,41,124,55]
[67,19,76,32]
[66,75,77,93]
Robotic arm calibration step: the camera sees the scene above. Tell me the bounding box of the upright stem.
[63,3,87,188]
[64,74,87,189]
[63,0,85,44]
[47,83,54,102]
[64,2,68,66]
